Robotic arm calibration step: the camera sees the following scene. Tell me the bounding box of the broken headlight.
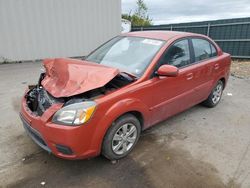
[52,101,96,125]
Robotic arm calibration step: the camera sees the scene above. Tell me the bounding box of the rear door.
[190,38,219,102]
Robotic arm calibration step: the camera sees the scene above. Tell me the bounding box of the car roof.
[124,31,204,41]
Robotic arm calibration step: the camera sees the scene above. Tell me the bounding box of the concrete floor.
[0,62,250,188]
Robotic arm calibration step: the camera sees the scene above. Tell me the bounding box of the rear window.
[192,38,217,61]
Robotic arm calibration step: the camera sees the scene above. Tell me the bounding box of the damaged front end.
[26,88,62,117]
[26,73,63,116]
[25,58,135,117]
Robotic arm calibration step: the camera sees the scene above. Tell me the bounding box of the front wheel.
[102,114,141,160]
[202,80,224,108]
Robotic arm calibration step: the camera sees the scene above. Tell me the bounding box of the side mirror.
[156,65,179,77]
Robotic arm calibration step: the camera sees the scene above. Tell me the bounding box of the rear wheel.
[202,80,224,108]
[102,114,141,160]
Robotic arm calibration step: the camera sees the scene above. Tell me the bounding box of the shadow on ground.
[7,117,240,188]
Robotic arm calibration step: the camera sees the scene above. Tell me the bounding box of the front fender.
[104,98,150,128]
[90,98,150,154]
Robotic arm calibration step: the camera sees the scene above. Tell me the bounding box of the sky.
[122,0,250,25]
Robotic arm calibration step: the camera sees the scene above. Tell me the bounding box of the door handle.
[186,73,193,80]
[214,64,220,70]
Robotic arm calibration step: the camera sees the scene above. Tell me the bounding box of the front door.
[148,39,200,125]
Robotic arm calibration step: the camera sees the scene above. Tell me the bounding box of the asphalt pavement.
[0,62,250,188]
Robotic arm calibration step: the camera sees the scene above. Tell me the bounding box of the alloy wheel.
[212,83,223,104]
[112,123,138,155]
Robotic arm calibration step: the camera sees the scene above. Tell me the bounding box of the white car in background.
[121,19,131,33]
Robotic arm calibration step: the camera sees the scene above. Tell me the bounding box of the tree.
[135,0,148,19]
[122,0,152,27]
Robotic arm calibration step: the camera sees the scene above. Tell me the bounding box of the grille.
[20,113,51,153]
[25,122,47,146]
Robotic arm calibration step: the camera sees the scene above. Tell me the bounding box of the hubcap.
[112,123,138,155]
[212,83,223,104]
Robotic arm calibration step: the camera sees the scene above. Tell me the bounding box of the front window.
[86,36,165,77]
[158,39,191,68]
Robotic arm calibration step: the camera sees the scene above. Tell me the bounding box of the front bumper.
[20,113,51,153]
[20,96,102,160]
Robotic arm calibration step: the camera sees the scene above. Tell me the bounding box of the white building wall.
[0,0,121,62]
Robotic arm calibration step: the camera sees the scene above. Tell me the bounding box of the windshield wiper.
[120,72,138,81]
[121,71,138,79]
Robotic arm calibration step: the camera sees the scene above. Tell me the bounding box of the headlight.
[52,101,96,126]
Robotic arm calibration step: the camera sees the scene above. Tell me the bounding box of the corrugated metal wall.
[132,17,250,58]
[0,0,121,62]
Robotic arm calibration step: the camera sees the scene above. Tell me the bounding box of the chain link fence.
[132,17,250,59]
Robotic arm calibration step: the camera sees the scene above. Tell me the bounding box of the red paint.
[20,31,231,159]
[157,65,179,77]
[42,58,119,98]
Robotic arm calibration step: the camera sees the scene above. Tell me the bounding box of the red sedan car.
[20,31,231,160]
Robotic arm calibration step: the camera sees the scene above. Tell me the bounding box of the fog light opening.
[56,144,73,155]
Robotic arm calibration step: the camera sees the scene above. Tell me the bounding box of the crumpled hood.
[41,58,119,98]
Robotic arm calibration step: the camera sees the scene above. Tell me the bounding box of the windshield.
[85,36,165,77]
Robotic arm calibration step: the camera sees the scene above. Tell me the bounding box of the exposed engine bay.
[26,72,134,116]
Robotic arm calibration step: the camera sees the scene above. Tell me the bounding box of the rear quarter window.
[192,38,217,61]
[210,43,217,57]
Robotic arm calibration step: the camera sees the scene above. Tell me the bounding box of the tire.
[202,80,224,108]
[102,114,141,160]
